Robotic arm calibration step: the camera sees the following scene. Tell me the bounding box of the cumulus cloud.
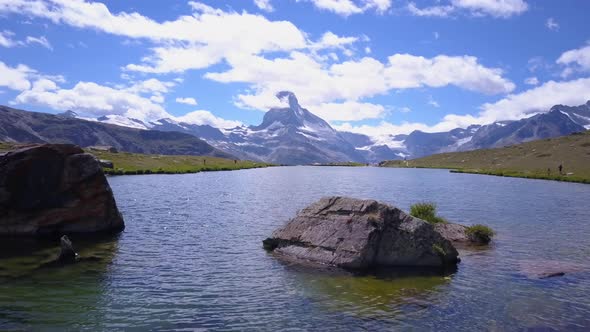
[292,0,391,16]
[176,97,198,106]
[312,101,386,121]
[407,0,528,18]
[0,30,52,49]
[205,51,514,119]
[11,74,242,128]
[25,36,52,50]
[254,0,274,12]
[14,80,171,121]
[546,17,559,31]
[524,76,539,85]
[175,110,242,128]
[557,44,590,77]
[0,30,18,47]
[0,61,34,90]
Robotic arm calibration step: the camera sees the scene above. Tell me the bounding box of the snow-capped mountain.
[212,91,364,164]
[83,96,590,164]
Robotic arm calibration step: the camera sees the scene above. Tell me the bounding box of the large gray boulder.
[263,197,459,270]
[0,144,124,236]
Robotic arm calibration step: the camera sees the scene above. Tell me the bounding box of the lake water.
[1,167,590,331]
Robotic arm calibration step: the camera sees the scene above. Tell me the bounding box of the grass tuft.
[409,202,447,224]
[465,224,495,244]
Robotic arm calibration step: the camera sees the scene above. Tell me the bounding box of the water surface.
[1,167,589,331]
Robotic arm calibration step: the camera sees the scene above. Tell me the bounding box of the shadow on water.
[0,234,121,330]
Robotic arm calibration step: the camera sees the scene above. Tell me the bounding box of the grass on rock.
[409,202,448,224]
[465,224,495,244]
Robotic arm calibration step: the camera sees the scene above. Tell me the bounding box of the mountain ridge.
[2,96,589,165]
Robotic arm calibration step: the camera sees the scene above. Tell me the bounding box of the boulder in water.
[0,144,125,237]
[263,197,459,270]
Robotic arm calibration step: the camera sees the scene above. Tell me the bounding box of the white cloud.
[175,110,242,128]
[176,97,198,106]
[0,0,311,74]
[557,44,590,77]
[14,80,170,121]
[312,101,386,121]
[205,52,514,120]
[428,95,440,107]
[25,36,52,50]
[0,30,52,50]
[0,30,18,47]
[478,78,590,121]
[294,0,392,16]
[150,95,164,103]
[127,78,175,94]
[408,0,528,18]
[524,76,539,85]
[407,2,454,17]
[12,75,242,128]
[0,61,34,91]
[254,0,274,12]
[546,17,559,31]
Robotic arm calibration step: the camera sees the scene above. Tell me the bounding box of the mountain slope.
[380,131,590,183]
[0,105,234,158]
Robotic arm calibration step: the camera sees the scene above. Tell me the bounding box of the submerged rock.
[0,144,125,237]
[263,197,459,270]
[518,260,586,279]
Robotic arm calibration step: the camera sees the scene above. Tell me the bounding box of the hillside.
[0,142,272,175]
[0,105,233,159]
[380,131,590,184]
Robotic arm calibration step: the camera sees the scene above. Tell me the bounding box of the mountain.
[460,102,589,151]
[341,101,590,160]
[144,92,365,165]
[55,95,590,164]
[0,105,234,158]
[216,91,364,164]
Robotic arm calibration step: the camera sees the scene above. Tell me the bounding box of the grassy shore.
[0,142,273,175]
[380,131,590,184]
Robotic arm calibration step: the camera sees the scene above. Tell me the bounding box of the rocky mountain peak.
[276,91,300,110]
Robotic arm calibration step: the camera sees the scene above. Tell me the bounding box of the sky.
[0,0,589,140]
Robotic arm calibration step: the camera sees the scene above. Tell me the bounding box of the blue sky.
[0,0,589,139]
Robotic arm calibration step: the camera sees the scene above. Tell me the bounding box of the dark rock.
[263,197,459,270]
[57,235,77,264]
[99,159,114,168]
[0,144,125,236]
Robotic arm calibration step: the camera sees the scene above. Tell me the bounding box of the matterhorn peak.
[276,91,300,110]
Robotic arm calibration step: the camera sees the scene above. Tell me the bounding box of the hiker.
[547,168,551,176]
[558,164,563,175]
